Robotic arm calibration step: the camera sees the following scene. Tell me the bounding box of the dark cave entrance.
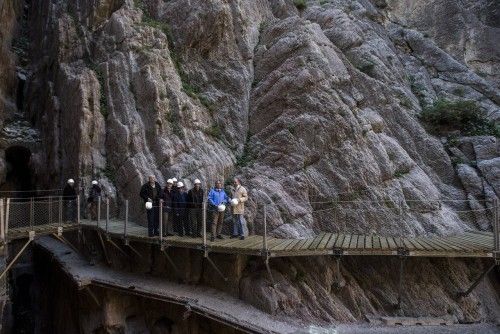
[1,145,35,197]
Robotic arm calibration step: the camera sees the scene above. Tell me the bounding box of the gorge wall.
[0,0,499,328]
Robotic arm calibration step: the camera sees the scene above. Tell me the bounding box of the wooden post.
[124,200,128,237]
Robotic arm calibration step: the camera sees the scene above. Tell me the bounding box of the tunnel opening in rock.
[2,145,35,196]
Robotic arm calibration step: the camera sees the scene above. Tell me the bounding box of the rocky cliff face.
[5,0,496,234]
[0,0,499,326]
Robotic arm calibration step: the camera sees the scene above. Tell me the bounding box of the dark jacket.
[162,187,174,212]
[172,190,188,215]
[187,187,204,209]
[88,185,102,203]
[63,184,77,200]
[139,182,163,204]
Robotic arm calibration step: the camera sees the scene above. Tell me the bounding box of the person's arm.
[239,187,248,203]
[207,189,214,206]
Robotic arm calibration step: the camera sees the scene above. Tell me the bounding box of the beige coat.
[231,185,248,215]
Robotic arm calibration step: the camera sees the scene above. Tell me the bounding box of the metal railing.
[0,195,498,256]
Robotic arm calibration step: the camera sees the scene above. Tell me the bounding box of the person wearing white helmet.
[187,179,204,237]
[63,178,77,223]
[139,175,164,237]
[172,181,189,236]
[230,177,248,240]
[161,179,175,236]
[208,180,229,242]
[87,180,102,220]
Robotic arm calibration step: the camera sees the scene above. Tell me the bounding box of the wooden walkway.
[79,219,497,259]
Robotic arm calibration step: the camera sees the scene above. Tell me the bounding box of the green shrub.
[293,0,307,10]
[206,124,222,140]
[236,139,256,168]
[356,62,376,77]
[420,99,499,137]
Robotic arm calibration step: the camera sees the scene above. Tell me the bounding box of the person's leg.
[153,207,160,236]
[147,210,154,237]
[211,211,218,240]
[232,215,238,237]
[196,208,203,237]
[236,214,244,237]
[91,202,96,220]
[216,211,224,237]
[162,212,169,236]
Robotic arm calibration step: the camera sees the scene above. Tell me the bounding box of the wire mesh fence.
[1,193,498,254]
[5,196,79,231]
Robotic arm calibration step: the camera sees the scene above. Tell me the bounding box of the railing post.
[202,201,207,254]
[58,196,63,226]
[159,199,163,245]
[5,198,10,237]
[77,195,81,226]
[97,196,101,229]
[124,200,128,238]
[263,203,268,253]
[48,196,53,225]
[30,197,34,229]
[398,200,404,248]
[494,198,499,252]
[0,199,4,242]
[105,197,110,235]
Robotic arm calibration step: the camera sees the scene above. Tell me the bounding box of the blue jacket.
[208,188,229,206]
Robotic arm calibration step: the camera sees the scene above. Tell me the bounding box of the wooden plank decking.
[78,219,496,259]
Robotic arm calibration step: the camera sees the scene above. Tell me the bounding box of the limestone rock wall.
[13,0,499,236]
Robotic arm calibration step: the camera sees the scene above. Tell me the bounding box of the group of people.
[140,176,248,241]
[62,175,248,242]
[62,178,102,222]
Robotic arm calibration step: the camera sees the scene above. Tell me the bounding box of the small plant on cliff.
[293,0,307,10]
[420,99,499,137]
[356,62,376,77]
[205,124,222,140]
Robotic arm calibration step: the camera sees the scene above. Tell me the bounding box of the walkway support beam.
[0,235,33,280]
[458,262,497,298]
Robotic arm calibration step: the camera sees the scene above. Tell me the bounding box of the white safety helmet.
[92,180,98,185]
[231,198,239,206]
[145,201,153,210]
[194,179,201,184]
[177,181,184,188]
[172,177,177,183]
[167,179,173,184]
[217,204,226,212]
[67,179,75,184]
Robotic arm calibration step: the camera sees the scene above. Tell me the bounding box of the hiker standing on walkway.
[63,179,77,223]
[139,175,163,237]
[162,179,174,236]
[172,181,189,236]
[87,180,102,220]
[187,179,204,237]
[208,180,229,242]
[230,178,248,240]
